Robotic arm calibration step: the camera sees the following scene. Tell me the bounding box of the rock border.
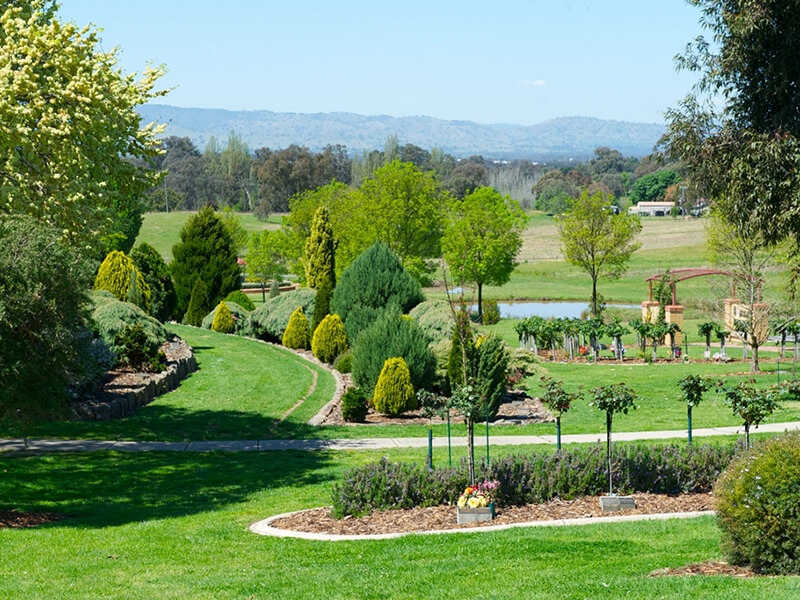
[72,338,197,421]
[249,507,714,541]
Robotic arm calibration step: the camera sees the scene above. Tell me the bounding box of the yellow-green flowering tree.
[0,1,167,255]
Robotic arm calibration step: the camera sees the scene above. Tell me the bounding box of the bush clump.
[210,301,236,333]
[408,299,456,345]
[247,288,316,342]
[351,311,436,395]
[372,357,416,416]
[114,324,166,372]
[331,442,740,518]
[201,301,250,334]
[331,242,424,341]
[312,314,349,364]
[333,351,352,374]
[341,387,368,422]
[90,294,168,360]
[223,290,255,312]
[715,433,800,574]
[282,306,311,350]
[482,299,500,325]
[93,250,152,314]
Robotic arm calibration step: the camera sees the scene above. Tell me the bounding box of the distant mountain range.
[137,104,665,160]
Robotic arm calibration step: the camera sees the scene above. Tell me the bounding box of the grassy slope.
[134,211,283,261]
[2,448,799,599]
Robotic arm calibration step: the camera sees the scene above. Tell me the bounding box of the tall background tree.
[556,191,642,317]
[304,206,336,290]
[664,0,800,244]
[171,205,240,318]
[442,187,527,321]
[0,1,167,256]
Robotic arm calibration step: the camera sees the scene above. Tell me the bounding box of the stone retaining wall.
[72,345,197,422]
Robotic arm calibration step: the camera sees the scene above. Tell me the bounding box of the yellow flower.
[467,497,481,508]
[457,496,467,508]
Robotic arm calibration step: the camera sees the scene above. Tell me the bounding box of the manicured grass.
[0,325,335,442]
[2,448,799,599]
[134,211,283,261]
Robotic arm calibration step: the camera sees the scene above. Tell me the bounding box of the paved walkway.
[1,421,799,453]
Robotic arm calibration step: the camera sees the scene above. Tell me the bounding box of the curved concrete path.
[1,420,799,453]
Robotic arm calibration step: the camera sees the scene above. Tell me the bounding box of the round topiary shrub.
[341,387,368,422]
[201,301,250,334]
[715,433,800,574]
[372,357,416,416]
[223,290,255,312]
[282,306,311,350]
[333,350,352,374]
[211,301,236,333]
[94,250,152,314]
[312,314,349,364]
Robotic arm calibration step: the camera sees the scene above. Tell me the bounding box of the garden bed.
[0,510,67,529]
[270,492,713,536]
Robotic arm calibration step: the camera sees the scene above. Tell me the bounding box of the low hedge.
[331,442,740,518]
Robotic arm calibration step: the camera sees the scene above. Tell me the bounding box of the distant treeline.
[141,132,697,217]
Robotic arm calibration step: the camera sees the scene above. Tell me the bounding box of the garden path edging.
[248,507,715,541]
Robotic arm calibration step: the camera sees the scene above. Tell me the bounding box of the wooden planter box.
[457,505,495,524]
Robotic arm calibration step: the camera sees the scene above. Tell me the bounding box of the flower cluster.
[457,480,499,508]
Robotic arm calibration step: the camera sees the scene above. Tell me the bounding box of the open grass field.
[134,211,283,261]
[2,447,800,599]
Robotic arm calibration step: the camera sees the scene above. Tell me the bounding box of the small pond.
[475,301,640,320]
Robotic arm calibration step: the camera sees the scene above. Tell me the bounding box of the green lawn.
[134,211,283,261]
[2,448,799,599]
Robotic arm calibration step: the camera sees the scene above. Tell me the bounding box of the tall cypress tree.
[171,205,240,317]
[304,206,336,290]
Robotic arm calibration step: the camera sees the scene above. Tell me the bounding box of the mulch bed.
[0,510,67,529]
[650,561,765,578]
[270,492,714,536]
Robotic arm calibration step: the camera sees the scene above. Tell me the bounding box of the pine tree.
[304,206,336,289]
[171,205,240,318]
[372,357,416,416]
[311,278,332,333]
[312,314,349,364]
[184,278,209,326]
[130,242,177,321]
[282,306,311,350]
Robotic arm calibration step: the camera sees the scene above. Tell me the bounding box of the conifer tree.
[304,206,336,289]
[211,301,235,333]
[131,243,177,321]
[311,278,332,333]
[184,278,209,327]
[372,357,416,416]
[282,306,311,350]
[94,250,151,313]
[171,205,240,318]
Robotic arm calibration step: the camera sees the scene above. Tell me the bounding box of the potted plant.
[456,480,499,524]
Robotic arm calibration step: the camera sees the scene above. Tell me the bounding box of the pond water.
[477,301,640,320]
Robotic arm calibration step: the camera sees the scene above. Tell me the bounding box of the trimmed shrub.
[184,278,210,326]
[482,299,500,325]
[331,242,424,340]
[282,306,311,349]
[312,314,349,364]
[304,205,336,289]
[715,433,800,574]
[311,278,333,333]
[223,290,255,312]
[210,301,236,333]
[331,442,740,517]
[341,387,368,422]
[171,205,240,317]
[247,288,316,342]
[408,300,455,344]
[201,301,250,334]
[130,242,177,321]
[91,294,168,359]
[372,357,416,416]
[351,311,436,395]
[333,351,353,374]
[93,250,151,314]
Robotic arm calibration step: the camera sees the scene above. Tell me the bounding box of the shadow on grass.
[0,449,335,528]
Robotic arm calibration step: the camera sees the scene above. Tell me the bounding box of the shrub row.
[331,442,740,517]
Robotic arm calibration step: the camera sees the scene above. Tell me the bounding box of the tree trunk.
[705,333,711,359]
[556,416,561,452]
[261,283,266,303]
[781,331,787,358]
[751,343,760,373]
[467,418,475,485]
[652,339,658,362]
[477,283,483,323]
[744,421,750,449]
[795,334,799,360]
[592,276,599,317]
[606,412,613,495]
[615,335,623,362]
[721,336,726,356]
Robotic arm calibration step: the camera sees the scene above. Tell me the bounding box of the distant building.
[628,201,676,217]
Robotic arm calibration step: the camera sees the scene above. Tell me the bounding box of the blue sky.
[57,1,705,125]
